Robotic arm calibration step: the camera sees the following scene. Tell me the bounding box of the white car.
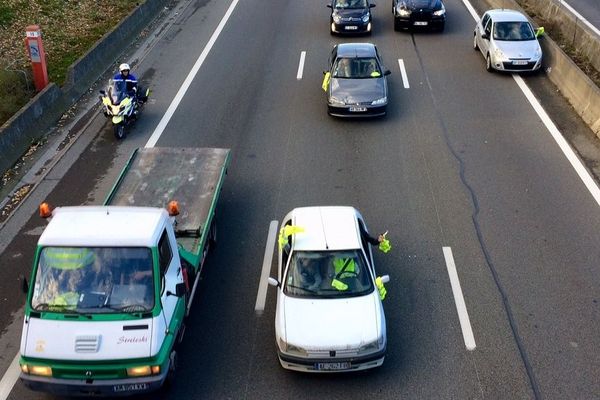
[268,206,389,372]
[473,9,543,73]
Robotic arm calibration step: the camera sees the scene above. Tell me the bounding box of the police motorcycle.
[99,79,145,139]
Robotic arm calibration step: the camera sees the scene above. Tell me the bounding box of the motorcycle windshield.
[109,80,129,104]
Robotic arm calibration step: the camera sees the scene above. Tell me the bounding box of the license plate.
[414,21,428,26]
[349,106,366,112]
[345,25,358,30]
[316,362,351,370]
[113,383,148,392]
[513,60,528,65]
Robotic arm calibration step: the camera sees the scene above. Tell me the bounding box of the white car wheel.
[486,53,493,72]
[473,34,479,51]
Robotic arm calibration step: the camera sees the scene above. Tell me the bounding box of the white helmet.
[119,63,131,72]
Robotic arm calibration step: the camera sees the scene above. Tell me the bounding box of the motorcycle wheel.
[114,124,126,139]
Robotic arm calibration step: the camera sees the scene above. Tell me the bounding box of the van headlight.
[329,96,345,106]
[279,338,308,356]
[126,365,161,377]
[333,14,342,23]
[371,97,387,105]
[362,13,370,23]
[433,5,445,16]
[21,364,52,377]
[398,8,411,17]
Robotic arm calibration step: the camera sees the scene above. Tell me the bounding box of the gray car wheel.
[473,34,479,50]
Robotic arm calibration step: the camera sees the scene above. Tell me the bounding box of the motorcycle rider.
[113,63,148,102]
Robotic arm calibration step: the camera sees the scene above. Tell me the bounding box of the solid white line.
[254,221,279,315]
[145,0,240,148]
[443,247,477,351]
[0,354,20,400]
[398,59,410,89]
[559,0,600,37]
[513,76,600,207]
[297,51,306,80]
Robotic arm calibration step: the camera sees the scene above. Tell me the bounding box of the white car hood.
[21,317,153,360]
[283,294,379,350]
[495,40,540,59]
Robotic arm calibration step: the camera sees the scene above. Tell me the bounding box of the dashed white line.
[254,221,279,315]
[0,354,20,400]
[297,51,306,80]
[443,247,476,351]
[145,0,241,148]
[398,59,410,89]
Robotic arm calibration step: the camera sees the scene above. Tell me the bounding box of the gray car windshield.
[335,0,368,8]
[31,247,154,314]
[333,57,382,79]
[493,21,535,41]
[284,250,374,298]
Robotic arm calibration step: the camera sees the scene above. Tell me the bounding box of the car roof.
[290,206,361,251]
[486,9,529,22]
[337,43,377,58]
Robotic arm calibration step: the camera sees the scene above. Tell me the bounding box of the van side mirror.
[327,3,332,7]
[370,3,376,7]
[167,282,186,297]
[379,275,390,284]
[20,275,29,294]
[268,277,280,287]
[384,69,391,76]
[481,32,489,40]
[99,90,106,96]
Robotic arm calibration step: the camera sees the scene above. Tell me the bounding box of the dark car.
[392,0,446,31]
[327,0,376,35]
[322,43,390,118]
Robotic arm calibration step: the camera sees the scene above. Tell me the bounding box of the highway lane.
[561,0,600,31]
[1,0,600,398]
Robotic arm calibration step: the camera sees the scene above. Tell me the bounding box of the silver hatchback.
[473,9,543,73]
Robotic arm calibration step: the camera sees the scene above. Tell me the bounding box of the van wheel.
[164,350,177,388]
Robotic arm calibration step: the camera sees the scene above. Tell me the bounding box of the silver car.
[473,9,543,73]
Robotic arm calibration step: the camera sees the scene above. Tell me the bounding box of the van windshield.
[31,247,154,314]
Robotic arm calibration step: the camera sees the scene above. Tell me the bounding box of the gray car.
[323,43,390,118]
[473,9,543,73]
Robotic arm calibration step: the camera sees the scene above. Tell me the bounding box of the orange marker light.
[39,202,52,218]
[167,201,180,216]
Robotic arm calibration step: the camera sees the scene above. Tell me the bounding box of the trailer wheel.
[208,218,217,248]
[165,350,178,388]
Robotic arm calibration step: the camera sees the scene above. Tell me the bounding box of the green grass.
[0,70,35,126]
[0,5,15,27]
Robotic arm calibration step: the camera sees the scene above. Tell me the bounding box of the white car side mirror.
[268,277,280,287]
[379,275,390,284]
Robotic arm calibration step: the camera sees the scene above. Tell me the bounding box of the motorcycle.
[99,80,147,139]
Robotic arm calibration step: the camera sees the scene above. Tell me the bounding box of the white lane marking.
[398,59,410,89]
[461,0,479,21]
[255,221,279,315]
[461,0,600,208]
[0,354,20,400]
[145,0,241,148]
[443,247,477,351]
[559,0,600,37]
[297,51,307,80]
[513,76,600,206]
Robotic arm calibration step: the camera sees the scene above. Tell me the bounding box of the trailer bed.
[105,147,230,261]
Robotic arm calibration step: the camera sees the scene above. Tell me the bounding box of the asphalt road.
[563,0,600,30]
[0,0,599,399]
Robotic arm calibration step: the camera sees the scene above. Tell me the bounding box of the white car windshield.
[284,250,374,298]
[333,57,382,79]
[31,247,154,314]
[493,21,535,41]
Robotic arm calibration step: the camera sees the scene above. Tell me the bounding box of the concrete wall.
[481,0,600,137]
[0,0,166,176]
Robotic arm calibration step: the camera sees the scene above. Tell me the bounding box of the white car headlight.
[286,344,308,357]
[333,14,342,23]
[371,97,387,105]
[362,13,370,23]
[534,47,542,58]
[329,96,345,106]
[494,47,505,59]
[398,8,411,17]
[433,5,445,16]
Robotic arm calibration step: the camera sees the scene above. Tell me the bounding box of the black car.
[392,0,446,31]
[322,43,390,118]
[327,0,376,35]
